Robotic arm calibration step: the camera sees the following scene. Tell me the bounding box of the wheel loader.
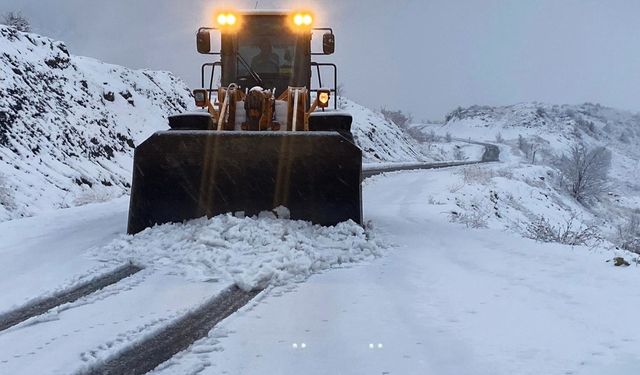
[127,10,363,234]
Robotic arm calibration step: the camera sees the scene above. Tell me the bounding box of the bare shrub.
[526,214,601,246]
[453,147,467,161]
[381,108,412,129]
[2,11,31,32]
[405,127,433,143]
[495,168,514,180]
[424,130,438,143]
[462,165,494,184]
[495,132,504,143]
[412,129,440,145]
[556,143,611,204]
[445,132,452,143]
[72,186,121,206]
[0,173,16,210]
[616,214,640,254]
[518,134,529,155]
[449,199,490,229]
[517,134,541,163]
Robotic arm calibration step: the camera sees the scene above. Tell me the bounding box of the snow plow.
[127,10,362,234]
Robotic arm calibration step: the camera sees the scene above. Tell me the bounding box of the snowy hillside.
[0,25,193,221]
[416,102,640,255]
[338,98,427,163]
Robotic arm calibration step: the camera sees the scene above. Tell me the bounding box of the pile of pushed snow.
[93,211,385,291]
[0,25,192,221]
[339,97,427,163]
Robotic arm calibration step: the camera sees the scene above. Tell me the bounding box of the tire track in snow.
[0,263,143,332]
[81,285,260,375]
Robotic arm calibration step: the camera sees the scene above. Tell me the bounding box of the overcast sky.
[2,0,640,120]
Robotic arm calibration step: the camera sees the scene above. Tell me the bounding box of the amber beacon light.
[291,11,314,30]
[215,11,240,31]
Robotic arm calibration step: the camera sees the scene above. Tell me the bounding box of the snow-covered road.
[156,169,640,375]
[0,198,129,314]
[0,198,228,374]
[1,167,640,374]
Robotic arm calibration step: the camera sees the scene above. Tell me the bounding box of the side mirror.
[323,32,335,55]
[197,29,211,54]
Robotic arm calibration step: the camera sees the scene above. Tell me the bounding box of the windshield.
[238,32,296,77]
[234,16,303,93]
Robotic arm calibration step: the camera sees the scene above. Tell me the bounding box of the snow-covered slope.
[440,102,640,196]
[339,97,427,163]
[443,102,640,161]
[0,25,192,221]
[417,102,640,250]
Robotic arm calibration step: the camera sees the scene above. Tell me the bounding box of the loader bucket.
[127,131,362,234]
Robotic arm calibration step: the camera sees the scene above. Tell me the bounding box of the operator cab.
[197,10,336,103]
[233,14,308,96]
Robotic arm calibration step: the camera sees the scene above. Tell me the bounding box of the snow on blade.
[93,213,385,292]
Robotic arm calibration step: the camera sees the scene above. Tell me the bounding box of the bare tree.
[380,108,412,130]
[517,134,540,163]
[445,132,452,143]
[453,147,467,161]
[617,214,640,254]
[557,143,611,203]
[2,11,31,32]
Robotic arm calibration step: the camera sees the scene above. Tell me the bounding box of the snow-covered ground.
[1,165,639,374]
[0,197,383,374]
[152,168,640,375]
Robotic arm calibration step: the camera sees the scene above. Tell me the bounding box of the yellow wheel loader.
[127,10,362,234]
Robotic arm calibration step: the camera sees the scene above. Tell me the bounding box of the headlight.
[193,89,209,107]
[318,90,330,108]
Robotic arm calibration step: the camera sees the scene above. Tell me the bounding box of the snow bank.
[93,212,385,291]
[0,26,192,221]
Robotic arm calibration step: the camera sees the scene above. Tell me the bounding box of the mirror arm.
[313,27,334,35]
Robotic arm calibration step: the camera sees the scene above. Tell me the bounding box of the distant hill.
[412,102,640,252]
[439,102,640,195]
